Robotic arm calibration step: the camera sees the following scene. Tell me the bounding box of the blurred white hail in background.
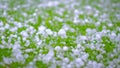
[58,29,66,38]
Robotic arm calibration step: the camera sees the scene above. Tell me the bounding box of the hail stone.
[46,29,53,35]
[63,46,68,51]
[55,46,61,51]
[58,29,66,38]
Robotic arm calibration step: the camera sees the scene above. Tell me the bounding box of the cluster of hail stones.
[0,0,120,68]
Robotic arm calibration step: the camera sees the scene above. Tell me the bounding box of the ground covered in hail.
[0,0,120,68]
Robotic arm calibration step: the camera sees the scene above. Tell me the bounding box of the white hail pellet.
[38,25,46,33]
[17,23,22,28]
[58,29,66,38]
[43,50,54,63]
[13,43,21,50]
[73,18,79,24]
[0,21,3,26]
[62,24,70,31]
[22,12,27,17]
[45,29,53,35]
[73,49,79,55]
[10,27,18,32]
[55,46,61,51]
[64,58,69,63]
[5,24,10,29]
[77,44,81,48]
[86,28,92,34]
[74,9,79,14]
[96,34,101,39]
[63,46,68,51]
[108,23,113,27]
[3,57,12,64]
[25,49,33,52]
[20,31,28,38]
[75,58,84,67]
[53,32,57,37]
[95,22,100,27]
[80,36,88,41]
[81,54,89,61]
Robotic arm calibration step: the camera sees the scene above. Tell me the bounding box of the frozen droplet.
[5,24,10,29]
[25,49,33,52]
[80,36,88,41]
[73,49,79,55]
[75,58,84,67]
[63,46,68,51]
[86,28,92,34]
[3,57,12,64]
[64,58,69,63]
[46,29,53,35]
[74,9,79,14]
[38,25,46,34]
[108,23,113,27]
[55,46,61,51]
[77,44,81,48]
[53,32,57,37]
[0,21,3,26]
[58,29,66,38]
[20,31,29,38]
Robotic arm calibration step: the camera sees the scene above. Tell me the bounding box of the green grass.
[0,48,12,61]
[0,0,120,68]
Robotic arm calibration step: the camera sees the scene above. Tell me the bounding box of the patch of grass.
[41,47,49,54]
[45,36,65,47]
[0,48,12,61]
[101,36,116,53]
[36,61,48,68]
[17,27,27,33]
[0,17,7,25]
[25,52,36,65]
[72,23,95,35]
[3,29,14,42]
[44,19,63,32]
[45,35,76,47]
[10,62,24,68]
[85,48,101,62]
[29,15,42,30]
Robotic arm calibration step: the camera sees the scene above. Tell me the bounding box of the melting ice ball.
[63,46,68,51]
[58,29,66,38]
[45,29,53,35]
